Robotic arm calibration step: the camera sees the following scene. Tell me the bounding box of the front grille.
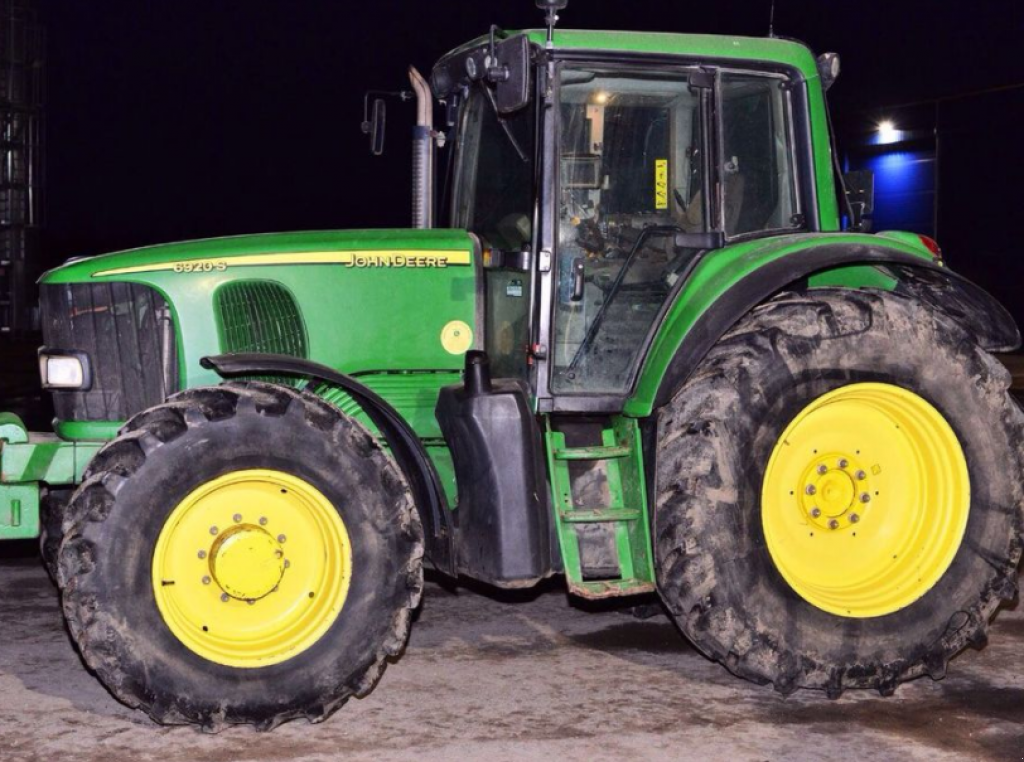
[215,280,308,358]
[41,282,179,421]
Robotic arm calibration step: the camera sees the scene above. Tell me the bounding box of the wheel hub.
[209,524,285,601]
[800,455,871,529]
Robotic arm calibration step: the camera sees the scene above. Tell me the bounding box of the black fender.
[652,243,1020,410]
[201,352,455,575]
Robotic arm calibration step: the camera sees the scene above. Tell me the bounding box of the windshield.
[452,88,535,250]
[551,67,706,394]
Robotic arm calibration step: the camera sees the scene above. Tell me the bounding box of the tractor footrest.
[569,577,657,600]
[560,507,641,523]
[552,444,631,461]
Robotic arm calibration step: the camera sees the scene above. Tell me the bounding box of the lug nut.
[202,575,211,585]
[811,508,822,518]
[220,593,229,603]
[849,513,860,524]
[828,519,840,530]
[860,493,871,503]
[247,599,255,606]
[197,550,207,559]
[838,458,849,469]
[209,526,218,536]
[233,513,242,523]
[259,517,268,526]
[277,534,287,543]
[284,560,291,569]
[817,464,828,475]
[855,470,867,481]
[805,485,817,495]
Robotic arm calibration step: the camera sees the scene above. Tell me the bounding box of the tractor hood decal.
[91,250,471,278]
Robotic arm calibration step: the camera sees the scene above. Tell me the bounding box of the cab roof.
[445,29,820,81]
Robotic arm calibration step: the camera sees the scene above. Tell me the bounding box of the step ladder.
[545,416,656,599]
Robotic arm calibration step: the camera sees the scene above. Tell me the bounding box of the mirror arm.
[361,90,412,134]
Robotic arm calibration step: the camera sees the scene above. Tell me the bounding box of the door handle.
[570,257,585,302]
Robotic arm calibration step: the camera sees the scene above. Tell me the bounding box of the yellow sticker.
[655,159,669,210]
[441,320,473,355]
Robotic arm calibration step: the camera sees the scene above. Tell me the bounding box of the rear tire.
[58,382,423,730]
[655,289,1024,697]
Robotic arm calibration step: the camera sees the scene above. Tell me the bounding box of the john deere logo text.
[346,253,459,268]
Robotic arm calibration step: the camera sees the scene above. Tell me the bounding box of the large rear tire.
[655,289,1023,697]
[58,382,423,730]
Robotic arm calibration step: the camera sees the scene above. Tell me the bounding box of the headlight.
[38,349,92,390]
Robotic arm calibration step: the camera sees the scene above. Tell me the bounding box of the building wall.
[0,0,44,334]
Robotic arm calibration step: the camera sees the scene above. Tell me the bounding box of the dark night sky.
[36,0,1024,266]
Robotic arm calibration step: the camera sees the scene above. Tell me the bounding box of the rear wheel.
[655,289,1024,696]
[58,382,423,729]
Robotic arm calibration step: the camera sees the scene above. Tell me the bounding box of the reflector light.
[917,234,942,261]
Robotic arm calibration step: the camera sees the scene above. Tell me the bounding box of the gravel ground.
[0,546,1021,762]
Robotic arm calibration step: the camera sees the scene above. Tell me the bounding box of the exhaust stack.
[409,67,434,229]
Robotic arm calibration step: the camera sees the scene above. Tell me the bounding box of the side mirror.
[843,170,874,232]
[477,33,531,115]
[817,52,841,92]
[361,98,387,156]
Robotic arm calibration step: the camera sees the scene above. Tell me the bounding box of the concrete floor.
[0,548,1021,762]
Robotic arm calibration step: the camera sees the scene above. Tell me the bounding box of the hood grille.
[215,280,308,366]
[40,282,178,422]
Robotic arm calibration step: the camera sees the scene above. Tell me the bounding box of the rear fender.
[625,238,1019,417]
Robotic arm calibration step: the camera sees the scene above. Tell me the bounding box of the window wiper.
[567,225,681,373]
[481,83,529,164]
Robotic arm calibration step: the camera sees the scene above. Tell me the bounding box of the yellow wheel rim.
[761,382,970,618]
[152,469,352,668]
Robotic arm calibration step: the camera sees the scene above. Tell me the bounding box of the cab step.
[552,443,631,461]
[559,507,641,523]
[545,416,656,600]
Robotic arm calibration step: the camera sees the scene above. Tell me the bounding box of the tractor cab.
[427,26,821,412]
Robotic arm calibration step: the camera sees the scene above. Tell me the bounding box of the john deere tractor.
[2,0,1021,730]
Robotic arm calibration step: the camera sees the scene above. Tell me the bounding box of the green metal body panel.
[0,414,102,539]
[623,232,933,417]
[41,229,480,438]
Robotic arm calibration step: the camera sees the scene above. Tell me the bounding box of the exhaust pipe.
[409,66,434,229]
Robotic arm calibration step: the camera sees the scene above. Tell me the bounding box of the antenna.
[768,0,776,37]
[536,0,569,47]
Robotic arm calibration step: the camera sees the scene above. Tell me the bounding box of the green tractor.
[2,0,1022,730]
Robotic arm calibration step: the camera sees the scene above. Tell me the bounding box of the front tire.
[655,289,1023,697]
[58,382,423,730]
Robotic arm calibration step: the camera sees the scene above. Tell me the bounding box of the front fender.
[624,234,1018,417]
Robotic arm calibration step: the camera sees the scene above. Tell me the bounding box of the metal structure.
[0,0,44,333]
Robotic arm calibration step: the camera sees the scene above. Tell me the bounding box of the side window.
[720,74,799,237]
[452,90,535,250]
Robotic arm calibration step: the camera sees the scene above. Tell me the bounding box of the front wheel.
[58,382,423,730]
[655,289,1023,697]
